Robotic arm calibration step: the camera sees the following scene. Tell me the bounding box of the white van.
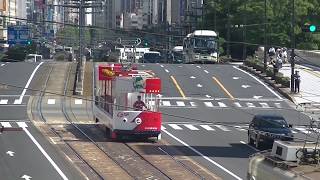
[25,54,43,62]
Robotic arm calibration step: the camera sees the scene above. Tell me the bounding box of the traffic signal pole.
[290,0,296,93]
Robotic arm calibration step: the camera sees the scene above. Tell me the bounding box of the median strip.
[170,76,186,99]
[212,77,235,100]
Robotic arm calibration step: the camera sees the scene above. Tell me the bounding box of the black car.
[248,115,294,149]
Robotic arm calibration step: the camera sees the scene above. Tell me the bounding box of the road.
[0,62,83,180]
[139,63,311,180]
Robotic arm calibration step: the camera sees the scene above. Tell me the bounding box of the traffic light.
[302,24,317,32]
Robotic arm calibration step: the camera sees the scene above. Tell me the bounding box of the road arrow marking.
[197,84,203,88]
[6,151,14,157]
[232,77,240,80]
[21,175,32,180]
[241,85,251,88]
[190,76,196,79]
[253,96,263,99]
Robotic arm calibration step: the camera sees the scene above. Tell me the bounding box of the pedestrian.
[294,70,301,93]
[276,53,283,69]
[268,47,276,62]
[282,48,288,63]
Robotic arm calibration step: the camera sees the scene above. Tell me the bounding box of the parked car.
[248,114,294,149]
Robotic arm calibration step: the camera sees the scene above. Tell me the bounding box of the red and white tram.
[94,63,162,141]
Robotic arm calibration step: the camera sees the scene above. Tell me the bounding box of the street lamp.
[290,0,296,93]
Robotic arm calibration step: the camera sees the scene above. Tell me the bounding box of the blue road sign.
[8,26,30,45]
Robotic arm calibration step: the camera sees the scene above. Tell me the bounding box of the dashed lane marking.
[0,99,8,104]
[214,125,231,131]
[200,125,215,131]
[1,122,11,128]
[47,99,56,105]
[176,101,185,106]
[204,102,214,107]
[246,102,255,108]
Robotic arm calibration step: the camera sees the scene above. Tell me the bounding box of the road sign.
[7,26,31,45]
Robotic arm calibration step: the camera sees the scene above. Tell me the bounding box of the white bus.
[183,30,219,63]
[171,46,184,63]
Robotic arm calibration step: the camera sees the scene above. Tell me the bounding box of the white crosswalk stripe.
[204,102,214,107]
[162,101,171,106]
[234,102,242,108]
[0,99,8,104]
[259,103,270,108]
[176,101,185,106]
[200,125,215,131]
[168,124,183,130]
[1,122,11,128]
[190,102,197,106]
[246,102,256,108]
[214,125,230,131]
[184,124,199,130]
[274,103,282,108]
[218,102,227,108]
[161,125,166,130]
[293,127,311,134]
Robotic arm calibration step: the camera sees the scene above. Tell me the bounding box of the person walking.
[294,70,301,93]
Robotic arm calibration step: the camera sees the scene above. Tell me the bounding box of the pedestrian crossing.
[0,96,29,105]
[152,100,286,109]
[161,123,318,135]
[0,121,29,128]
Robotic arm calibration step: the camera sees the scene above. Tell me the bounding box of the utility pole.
[290,0,296,92]
[263,0,267,71]
[226,0,230,58]
[242,1,247,61]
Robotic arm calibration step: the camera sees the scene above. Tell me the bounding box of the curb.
[239,65,297,104]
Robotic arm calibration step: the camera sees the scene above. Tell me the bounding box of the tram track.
[30,62,219,180]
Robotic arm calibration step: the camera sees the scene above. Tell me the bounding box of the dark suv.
[248,115,294,149]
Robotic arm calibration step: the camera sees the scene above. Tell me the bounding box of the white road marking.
[234,102,242,107]
[274,103,282,108]
[204,102,214,107]
[17,122,68,180]
[246,102,256,108]
[196,65,201,68]
[241,85,251,88]
[176,101,186,106]
[232,77,240,80]
[6,151,14,157]
[160,65,164,68]
[0,99,8,104]
[184,124,199,130]
[294,127,311,134]
[14,62,44,104]
[218,102,227,108]
[47,99,56,105]
[259,102,270,108]
[162,101,171,106]
[75,99,83,105]
[197,84,203,87]
[190,102,197,106]
[205,95,211,98]
[214,125,230,131]
[165,69,169,73]
[253,96,263,99]
[204,70,209,74]
[21,174,32,180]
[233,66,282,99]
[178,65,183,68]
[190,76,196,79]
[141,65,145,67]
[162,129,242,180]
[161,125,166,130]
[1,122,11,128]
[1,64,5,67]
[200,125,215,131]
[235,126,247,131]
[168,124,183,130]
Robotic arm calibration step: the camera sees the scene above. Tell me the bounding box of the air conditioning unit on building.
[271,141,320,161]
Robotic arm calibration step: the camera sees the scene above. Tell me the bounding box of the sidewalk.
[279,64,320,105]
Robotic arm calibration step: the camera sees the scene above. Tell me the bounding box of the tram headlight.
[135,118,142,125]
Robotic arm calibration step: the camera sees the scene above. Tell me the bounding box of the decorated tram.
[93,63,162,141]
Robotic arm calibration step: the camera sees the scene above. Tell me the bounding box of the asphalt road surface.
[0,62,83,180]
[139,63,311,180]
